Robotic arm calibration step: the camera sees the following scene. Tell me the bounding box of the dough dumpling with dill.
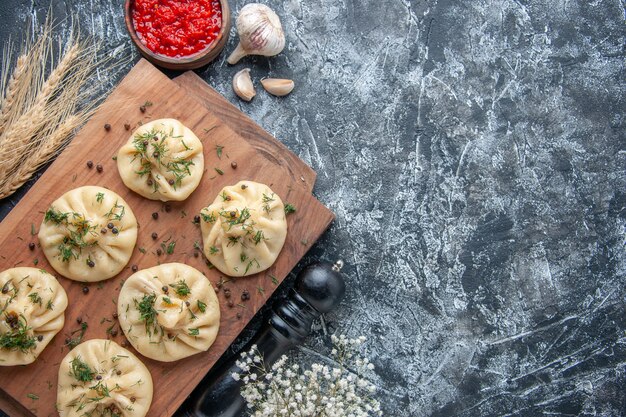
[117,263,220,362]
[0,267,68,366]
[200,180,287,277]
[38,186,138,282]
[117,118,204,201]
[57,339,153,417]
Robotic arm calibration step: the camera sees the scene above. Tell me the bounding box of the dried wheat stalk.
[0,17,104,199]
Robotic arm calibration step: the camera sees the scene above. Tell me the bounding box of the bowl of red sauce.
[124,0,231,70]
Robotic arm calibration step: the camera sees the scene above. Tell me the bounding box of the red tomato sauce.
[132,0,222,58]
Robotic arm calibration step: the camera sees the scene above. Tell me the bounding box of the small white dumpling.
[200,180,287,277]
[117,263,220,362]
[57,339,153,417]
[117,118,204,201]
[0,267,68,366]
[38,186,138,282]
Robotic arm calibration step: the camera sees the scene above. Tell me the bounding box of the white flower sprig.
[232,334,382,417]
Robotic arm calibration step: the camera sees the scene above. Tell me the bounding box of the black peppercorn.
[193,252,199,258]
[241,290,250,301]
[82,286,89,294]
[151,232,158,240]
[140,105,146,113]
[107,223,114,229]
[101,228,107,234]
[37,335,43,341]
[164,204,171,212]
[142,140,148,147]
[152,151,159,158]
[96,164,103,173]
[236,312,242,319]
[147,178,153,186]
[193,215,200,224]
[28,242,35,251]
[130,396,136,403]
[185,301,190,306]
[229,211,236,218]
[131,265,138,272]
[1,283,8,294]
[162,285,168,293]
[104,123,111,131]
[152,212,159,220]
[76,317,82,324]
[124,123,131,130]
[168,179,175,185]
[96,375,102,380]
[110,329,118,337]
[87,259,95,268]
[112,228,119,234]
[241,184,248,190]
[231,161,237,169]
[156,248,162,256]
[86,160,94,169]
[116,369,123,375]
[113,312,118,319]
[227,300,234,308]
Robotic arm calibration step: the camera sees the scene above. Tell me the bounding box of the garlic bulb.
[261,78,294,96]
[227,4,285,65]
[233,68,256,101]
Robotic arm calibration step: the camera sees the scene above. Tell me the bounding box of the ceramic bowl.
[124,0,231,70]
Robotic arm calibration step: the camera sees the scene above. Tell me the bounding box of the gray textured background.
[0,0,625,416]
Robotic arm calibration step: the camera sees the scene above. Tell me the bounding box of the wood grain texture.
[173,71,317,192]
[0,59,334,417]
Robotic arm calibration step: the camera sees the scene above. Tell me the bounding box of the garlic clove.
[227,3,286,65]
[261,78,295,97]
[232,68,256,101]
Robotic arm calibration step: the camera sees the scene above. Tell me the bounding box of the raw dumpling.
[117,118,204,201]
[117,263,220,362]
[57,339,153,417]
[0,267,68,366]
[38,186,138,282]
[200,180,287,277]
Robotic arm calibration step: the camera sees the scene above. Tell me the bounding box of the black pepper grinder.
[176,261,346,417]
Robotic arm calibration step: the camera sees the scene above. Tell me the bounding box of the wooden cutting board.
[0,59,334,417]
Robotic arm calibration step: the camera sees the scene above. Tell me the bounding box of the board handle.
[175,261,346,417]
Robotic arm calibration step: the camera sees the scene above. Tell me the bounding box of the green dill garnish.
[33,258,39,266]
[188,328,199,336]
[46,299,54,310]
[193,241,202,250]
[96,192,105,203]
[134,294,160,337]
[284,203,296,214]
[201,211,216,223]
[257,286,265,295]
[65,322,88,350]
[215,167,224,175]
[197,300,207,313]
[219,208,252,232]
[209,246,219,255]
[227,236,241,247]
[270,274,279,285]
[138,247,147,254]
[216,145,223,159]
[69,356,95,382]
[220,191,230,201]
[105,200,125,221]
[27,393,39,400]
[262,193,275,213]
[30,224,36,236]
[252,230,267,245]
[28,292,42,307]
[163,296,173,305]
[43,207,69,225]
[240,252,248,262]
[0,314,37,353]
[160,240,176,255]
[244,258,260,275]
[180,210,187,218]
[170,280,191,297]
[181,140,192,151]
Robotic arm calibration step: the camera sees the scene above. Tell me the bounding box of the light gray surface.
[0,0,624,415]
